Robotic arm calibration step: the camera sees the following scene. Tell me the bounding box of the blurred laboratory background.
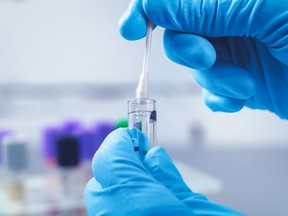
[0,0,288,215]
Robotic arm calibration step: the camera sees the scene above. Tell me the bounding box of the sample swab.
[136,21,153,99]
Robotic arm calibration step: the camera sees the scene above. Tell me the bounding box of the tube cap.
[60,120,83,135]
[93,121,115,152]
[56,135,80,167]
[80,129,97,160]
[0,130,13,165]
[2,134,28,172]
[42,126,60,166]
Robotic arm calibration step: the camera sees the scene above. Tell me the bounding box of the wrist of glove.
[84,128,243,215]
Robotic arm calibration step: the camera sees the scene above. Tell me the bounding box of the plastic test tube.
[128,98,157,159]
[56,134,81,198]
[2,134,28,202]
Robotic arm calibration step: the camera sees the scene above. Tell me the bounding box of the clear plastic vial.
[128,98,157,156]
[2,134,28,202]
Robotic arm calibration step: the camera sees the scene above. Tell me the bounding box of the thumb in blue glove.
[84,128,243,215]
[119,0,288,119]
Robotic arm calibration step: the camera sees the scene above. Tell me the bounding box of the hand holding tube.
[84,128,243,215]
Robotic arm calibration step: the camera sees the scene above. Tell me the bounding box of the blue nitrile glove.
[84,128,243,215]
[119,0,288,119]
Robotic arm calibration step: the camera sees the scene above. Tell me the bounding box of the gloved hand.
[84,128,243,215]
[119,0,288,119]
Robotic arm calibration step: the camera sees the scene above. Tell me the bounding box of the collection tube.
[128,98,157,158]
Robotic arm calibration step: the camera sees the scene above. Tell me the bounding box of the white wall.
[0,0,188,83]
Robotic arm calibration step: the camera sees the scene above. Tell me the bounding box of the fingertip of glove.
[144,146,174,170]
[84,178,102,210]
[84,178,102,195]
[84,178,104,216]
[164,30,216,70]
[145,146,169,161]
[118,0,148,40]
[92,128,150,187]
[91,128,134,179]
[118,13,147,40]
[203,89,245,113]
